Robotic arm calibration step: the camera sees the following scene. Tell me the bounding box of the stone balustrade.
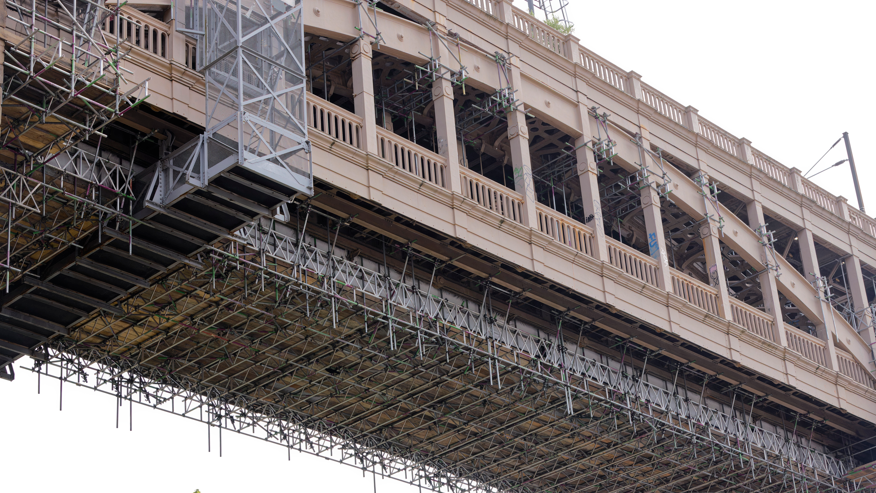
[607,239,659,287]
[730,298,777,343]
[102,7,170,60]
[461,168,525,224]
[308,98,362,150]
[510,5,566,57]
[536,204,595,257]
[671,270,720,316]
[786,329,828,367]
[377,127,447,189]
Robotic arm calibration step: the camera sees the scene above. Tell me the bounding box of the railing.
[536,204,594,257]
[786,329,828,367]
[802,181,838,214]
[462,0,498,17]
[377,127,447,189]
[641,84,686,127]
[698,117,739,158]
[751,149,791,188]
[461,168,524,224]
[730,298,776,342]
[511,8,566,57]
[836,349,876,389]
[606,239,659,287]
[579,48,628,93]
[671,270,719,316]
[850,209,876,237]
[103,7,169,59]
[307,97,362,150]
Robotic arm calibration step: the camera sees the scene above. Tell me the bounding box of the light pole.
[843,132,865,213]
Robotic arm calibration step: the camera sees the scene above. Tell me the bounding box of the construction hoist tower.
[147,0,312,207]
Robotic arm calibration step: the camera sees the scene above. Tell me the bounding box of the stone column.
[432,78,461,193]
[575,124,606,260]
[698,221,732,319]
[429,25,461,194]
[746,198,788,346]
[507,49,537,228]
[508,109,538,228]
[690,156,730,319]
[797,227,839,370]
[637,123,671,290]
[351,38,377,154]
[846,253,876,347]
[573,76,606,261]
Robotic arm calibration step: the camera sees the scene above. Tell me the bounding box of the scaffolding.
[456,52,520,149]
[694,172,724,236]
[1,0,149,288]
[22,204,869,492]
[531,147,580,219]
[372,21,467,153]
[755,223,782,279]
[596,120,675,230]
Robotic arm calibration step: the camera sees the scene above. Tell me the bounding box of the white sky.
[2,1,875,492]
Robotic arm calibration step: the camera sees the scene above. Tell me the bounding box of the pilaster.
[575,138,606,261]
[699,221,732,320]
[692,157,730,322]
[684,106,699,134]
[497,0,513,23]
[788,168,804,193]
[836,196,851,221]
[627,71,643,100]
[508,110,538,228]
[564,34,580,64]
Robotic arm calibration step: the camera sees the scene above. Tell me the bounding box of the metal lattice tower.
[147,0,312,206]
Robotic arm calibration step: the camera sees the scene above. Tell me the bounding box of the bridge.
[2,0,876,491]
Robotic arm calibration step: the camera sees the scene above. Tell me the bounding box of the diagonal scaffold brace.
[355,0,386,48]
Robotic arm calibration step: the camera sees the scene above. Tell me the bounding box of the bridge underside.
[2,174,870,492]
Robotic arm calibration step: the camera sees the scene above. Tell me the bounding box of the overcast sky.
[2,1,874,492]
